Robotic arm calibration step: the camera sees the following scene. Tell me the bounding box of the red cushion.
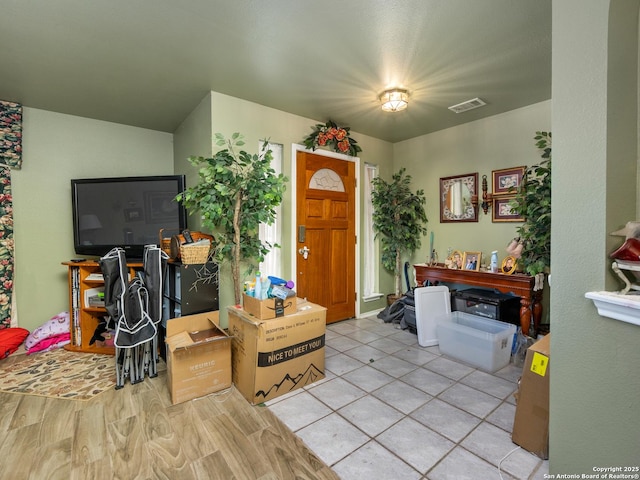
[0,327,30,359]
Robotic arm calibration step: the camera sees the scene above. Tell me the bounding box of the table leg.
[519,298,532,337]
[532,290,543,334]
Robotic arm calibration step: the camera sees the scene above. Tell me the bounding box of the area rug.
[0,348,115,400]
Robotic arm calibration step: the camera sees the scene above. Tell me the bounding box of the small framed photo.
[462,251,481,271]
[492,166,525,196]
[501,255,517,275]
[124,207,143,222]
[492,196,523,222]
[447,250,464,270]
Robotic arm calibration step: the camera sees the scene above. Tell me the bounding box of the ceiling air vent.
[448,97,487,114]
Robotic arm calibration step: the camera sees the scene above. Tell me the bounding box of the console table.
[414,263,543,336]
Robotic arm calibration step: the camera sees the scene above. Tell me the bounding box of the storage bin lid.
[414,285,451,347]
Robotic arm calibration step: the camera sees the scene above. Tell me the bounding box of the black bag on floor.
[401,261,419,333]
[377,299,405,324]
[402,290,416,333]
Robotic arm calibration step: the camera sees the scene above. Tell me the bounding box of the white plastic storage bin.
[436,311,516,372]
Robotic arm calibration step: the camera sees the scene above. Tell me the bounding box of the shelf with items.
[584,261,640,327]
[62,260,142,354]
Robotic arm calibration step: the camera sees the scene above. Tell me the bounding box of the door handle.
[298,246,310,259]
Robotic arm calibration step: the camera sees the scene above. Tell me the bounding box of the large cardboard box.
[165,311,232,405]
[242,293,297,320]
[228,300,326,404]
[511,333,550,459]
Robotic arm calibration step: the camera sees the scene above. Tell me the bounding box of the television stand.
[62,260,142,354]
[62,259,220,356]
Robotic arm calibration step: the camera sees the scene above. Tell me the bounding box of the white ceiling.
[0,0,552,143]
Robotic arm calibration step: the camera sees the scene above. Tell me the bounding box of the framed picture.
[492,196,523,222]
[447,249,464,270]
[501,255,517,275]
[492,166,525,196]
[439,173,478,223]
[462,251,481,271]
[124,207,143,222]
[144,191,180,222]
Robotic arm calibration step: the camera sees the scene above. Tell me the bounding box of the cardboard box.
[165,310,232,405]
[228,300,326,404]
[242,293,297,320]
[511,333,550,459]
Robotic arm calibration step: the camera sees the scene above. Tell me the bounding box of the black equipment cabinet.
[163,261,219,319]
[159,261,219,360]
[451,287,521,326]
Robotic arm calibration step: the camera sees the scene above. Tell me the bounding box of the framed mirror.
[440,173,478,222]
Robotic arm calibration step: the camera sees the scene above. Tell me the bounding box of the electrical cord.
[498,445,522,479]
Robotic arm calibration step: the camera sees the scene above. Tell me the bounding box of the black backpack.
[377,299,406,324]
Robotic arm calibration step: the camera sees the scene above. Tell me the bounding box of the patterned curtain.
[0,100,22,329]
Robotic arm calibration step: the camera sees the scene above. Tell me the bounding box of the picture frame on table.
[502,255,517,275]
[462,251,481,271]
[447,250,464,270]
[492,196,523,222]
[492,166,525,196]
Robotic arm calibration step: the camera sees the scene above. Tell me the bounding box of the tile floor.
[266,314,549,480]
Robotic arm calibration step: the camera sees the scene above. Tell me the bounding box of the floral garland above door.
[302,120,362,157]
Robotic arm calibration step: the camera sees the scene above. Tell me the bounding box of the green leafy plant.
[371,168,428,296]
[303,120,362,157]
[177,133,288,304]
[510,131,551,276]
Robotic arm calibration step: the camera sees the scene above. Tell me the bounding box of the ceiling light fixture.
[379,88,409,112]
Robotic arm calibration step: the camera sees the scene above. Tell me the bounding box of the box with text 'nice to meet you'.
[227,300,326,405]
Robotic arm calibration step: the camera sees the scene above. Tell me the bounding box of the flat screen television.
[71,175,187,259]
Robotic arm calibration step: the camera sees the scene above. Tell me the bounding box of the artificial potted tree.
[509,131,551,280]
[371,168,428,301]
[177,133,288,305]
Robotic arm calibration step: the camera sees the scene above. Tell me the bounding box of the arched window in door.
[309,168,345,192]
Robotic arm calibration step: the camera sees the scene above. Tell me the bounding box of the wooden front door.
[296,151,356,324]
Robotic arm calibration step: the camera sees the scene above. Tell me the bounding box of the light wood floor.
[0,353,339,480]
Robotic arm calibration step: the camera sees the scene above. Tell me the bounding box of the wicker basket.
[158,228,179,256]
[179,242,211,264]
[159,229,214,261]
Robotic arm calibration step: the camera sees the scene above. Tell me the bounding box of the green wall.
[394,101,551,273]
[12,94,552,339]
[173,91,395,327]
[10,3,640,470]
[13,108,174,332]
[173,92,552,328]
[550,0,640,472]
